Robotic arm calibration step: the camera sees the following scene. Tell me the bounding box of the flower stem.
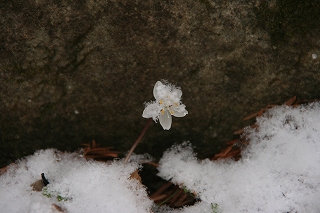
[124,118,152,163]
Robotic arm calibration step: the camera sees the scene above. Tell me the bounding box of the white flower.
[142,81,188,130]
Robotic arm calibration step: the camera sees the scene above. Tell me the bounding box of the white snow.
[1,102,320,213]
[158,102,320,212]
[0,149,153,213]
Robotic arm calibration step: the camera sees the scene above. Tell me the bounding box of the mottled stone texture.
[1,0,319,167]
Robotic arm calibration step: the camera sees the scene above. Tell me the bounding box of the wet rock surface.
[1,0,319,167]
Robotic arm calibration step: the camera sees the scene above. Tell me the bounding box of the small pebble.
[312,53,317,59]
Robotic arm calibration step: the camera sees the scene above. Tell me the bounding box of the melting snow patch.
[0,149,153,213]
[158,102,320,212]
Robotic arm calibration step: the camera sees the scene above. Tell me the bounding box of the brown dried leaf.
[284,96,296,106]
[243,112,259,121]
[52,204,67,212]
[214,146,233,158]
[234,128,244,135]
[30,179,44,192]
[130,170,142,183]
[225,139,238,146]
[82,140,120,161]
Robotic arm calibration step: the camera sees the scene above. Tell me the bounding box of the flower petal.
[153,81,163,100]
[153,81,172,100]
[159,109,172,130]
[171,88,182,100]
[142,102,160,121]
[171,104,188,117]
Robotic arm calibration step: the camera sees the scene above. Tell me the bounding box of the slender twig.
[124,118,152,163]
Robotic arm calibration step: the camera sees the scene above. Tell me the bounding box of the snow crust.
[158,103,320,212]
[0,149,152,213]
